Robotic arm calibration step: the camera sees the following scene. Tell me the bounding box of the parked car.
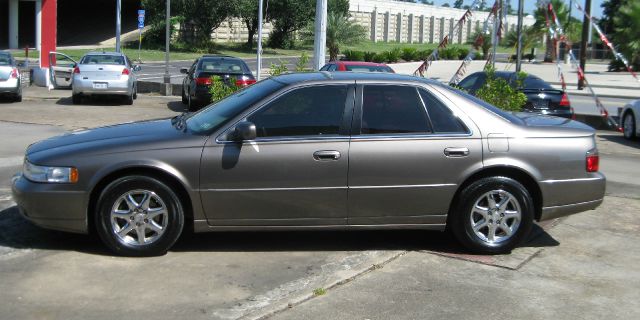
[181,55,255,111]
[0,51,22,102]
[71,52,140,105]
[621,100,640,140]
[320,61,395,73]
[12,72,605,256]
[457,71,574,119]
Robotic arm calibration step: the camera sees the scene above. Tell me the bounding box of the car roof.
[0,51,13,57]
[84,51,125,56]
[336,61,390,67]
[468,70,542,80]
[271,71,441,86]
[200,55,240,60]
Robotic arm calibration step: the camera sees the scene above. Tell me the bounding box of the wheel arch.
[449,165,543,221]
[87,166,195,235]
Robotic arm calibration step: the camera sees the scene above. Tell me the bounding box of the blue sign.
[137,10,145,29]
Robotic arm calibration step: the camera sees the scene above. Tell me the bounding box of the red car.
[320,61,395,73]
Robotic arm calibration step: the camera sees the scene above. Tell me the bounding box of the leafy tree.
[267,0,315,48]
[532,0,569,62]
[453,0,463,9]
[302,13,367,61]
[468,27,492,58]
[612,1,640,68]
[599,0,625,36]
[419,0,435,4]
[503,25,541,53]
[180,0,236,45]
[475,66,527,112]
[235,0,270,48]
[442,3,451,7]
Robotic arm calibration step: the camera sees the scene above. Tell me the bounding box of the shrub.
[372,53,387,63]
[401,48,419,61]
[343,50,365,61]
[439,46,461,60]
[475,66,527,112]
[363,51,377,62]
[295,52,311,72]
[209,76,240,103]
[417,49,434,61]
[385,48,402,63]
[457,47,470,60]
[270,60,289,76]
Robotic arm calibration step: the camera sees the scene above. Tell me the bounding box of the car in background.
[0,51,22,102]
[320,61,395,73]
[181,55,255,111]
[71,52,140,105]
[621,100,640,140]
[457,71,574,119]
[12,72,604,256]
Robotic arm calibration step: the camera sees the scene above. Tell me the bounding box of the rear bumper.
[538,173,606,221]
[72,76,133,96]
[539,198,603,221]
[0,78,20,93]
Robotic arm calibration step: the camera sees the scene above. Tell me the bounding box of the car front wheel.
[96,175,185,256]
[450,176,534,254]
[623,112,636,140]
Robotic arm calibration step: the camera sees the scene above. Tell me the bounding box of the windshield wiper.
[171,112,188,131]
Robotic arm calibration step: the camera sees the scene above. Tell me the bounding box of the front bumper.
[11,174,88,234]
[538,172,606,221]
[0,78,20,94]
[72,76,132,96]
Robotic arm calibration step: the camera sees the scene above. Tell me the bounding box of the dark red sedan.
[320,61,395,73]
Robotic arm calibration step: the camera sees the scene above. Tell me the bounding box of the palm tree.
[532,0,569,62]
[613,1,640,68]
[504,26,541,54]
[304,13,367,61]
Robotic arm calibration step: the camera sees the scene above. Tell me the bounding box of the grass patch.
[313,288,327,296]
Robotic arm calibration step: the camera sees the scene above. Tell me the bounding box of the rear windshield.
[522,76,555,90]
[0,53,13,66]
[198,58,248,74]
[345,65,393,73]
[440,85,524,125]
[80,55,125,65]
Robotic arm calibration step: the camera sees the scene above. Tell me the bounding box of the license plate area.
[532,99,549,109]
[93,82,108,89]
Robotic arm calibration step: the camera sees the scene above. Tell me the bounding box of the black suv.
[180,55,255,111]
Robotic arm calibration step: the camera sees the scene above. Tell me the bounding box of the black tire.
[623,111,636,140]
[187,92,197,111]
[181,87,188,105]
[133,85,138,100]
[124,93,134,105]
[72,93,81,105]
[449,176,534,254]
[14,86,22,102]
[95,175,185,256]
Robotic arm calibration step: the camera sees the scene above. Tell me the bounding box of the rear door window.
[360,85,432,134]
[419,89,468,134]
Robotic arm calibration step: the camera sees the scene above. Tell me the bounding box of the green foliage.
[302,13,367,61]
[475,67,527,112]
[384,48,402,63]
[343,50,365,61]
[401,48,419,61]
[313,288,327,296]
[503,26,541,54]
[267,0,315,49]
[372,53,387,63]
[457,47,470,60]
[612,1,640,69]
[209,76,240,103]
[532,0,569,62]
[295,52,311,72]
[269,60,289,76]
[363,51,377,62]
[439,46,460,60]
[417,49,434,61]
[468,27,492,57]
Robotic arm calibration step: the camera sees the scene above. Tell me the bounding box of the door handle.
[313,150,341,161]
[444,147,470,157]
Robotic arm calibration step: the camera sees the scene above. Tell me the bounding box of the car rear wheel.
[72,93,81,105]
[14,86,22,103]
[133,85,138,100]
[450,176,534,254]
[187,91,197,111]
[181,87,188,105]
[623,112,636,140]
[96,175,185,256]
[124,92,134,105]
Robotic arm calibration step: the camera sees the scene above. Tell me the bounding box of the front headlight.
[23,160,78,183]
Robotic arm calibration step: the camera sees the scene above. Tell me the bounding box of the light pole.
[116,0,121,52]
[164,0,171,96]
[578,0,591,90]
[515,0,524,72]
[257,0,264,80]
[313,0,328,71]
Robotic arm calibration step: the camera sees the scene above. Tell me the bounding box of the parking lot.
[0,88,639,319]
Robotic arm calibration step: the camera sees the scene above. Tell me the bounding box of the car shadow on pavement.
[55,96,131,106]
[0,205,559,257]
[167,101,187,112]
[599,134,640,149]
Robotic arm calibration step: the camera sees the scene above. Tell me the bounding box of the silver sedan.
[71,52,140,105]
[12,72,605,256]
[0,51,22,102]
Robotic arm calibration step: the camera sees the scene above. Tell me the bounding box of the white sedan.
[621,100,640,140]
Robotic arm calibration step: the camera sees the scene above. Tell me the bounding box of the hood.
[27,118,208,161]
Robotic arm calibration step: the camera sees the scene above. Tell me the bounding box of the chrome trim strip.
[540,177,604,184]
[200,183,456,192]
[216,136,350,144]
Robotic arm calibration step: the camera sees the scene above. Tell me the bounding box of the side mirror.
[180,68,189,74]
[232,121,257,141]
[133,65,142,72]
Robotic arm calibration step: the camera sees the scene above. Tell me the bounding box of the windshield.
[80,55,125,65]
[186,79,286,134]
[198,58,248,74]
[440,85,525,125]
[0,53,12,66]
[345,65,393,73]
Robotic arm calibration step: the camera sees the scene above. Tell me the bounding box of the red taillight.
[122,68,130,75]
[235,78,256,87]
[73,67,80,74]
[559,93,570,106]
[9,68,18,78]
[195,77,212,86]
[586,150,599,172]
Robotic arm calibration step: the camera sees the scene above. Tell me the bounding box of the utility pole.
[116,0,121,52]
[515,0,524,72]
[313,0,328,71]
[257,0,264,80]
[578,0,590,90]
[491,0,502,67]
[164,0,171,96]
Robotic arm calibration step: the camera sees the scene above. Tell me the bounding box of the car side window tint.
[319,64,330,71]
[248,85,348,138]
[361,85,432,135]
[328,64,338,71]
[419,89,468,134]
[458,74,478,91]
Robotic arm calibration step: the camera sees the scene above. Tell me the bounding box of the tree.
[303,13,367,61]
[180,0,236,45]
[419,0,435,4]
[503,26,541,54]
[612,1,640,68]
[267,0,315,49]
[468,27,492,58]
[442,3,451,7]
[532,0,569,62]
[599,0,625,36]
[235,0,270,48]
[453,0,463,9]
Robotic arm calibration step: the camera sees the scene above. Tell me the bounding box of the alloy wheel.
[469,190,522,244]
[110,189,169,246]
